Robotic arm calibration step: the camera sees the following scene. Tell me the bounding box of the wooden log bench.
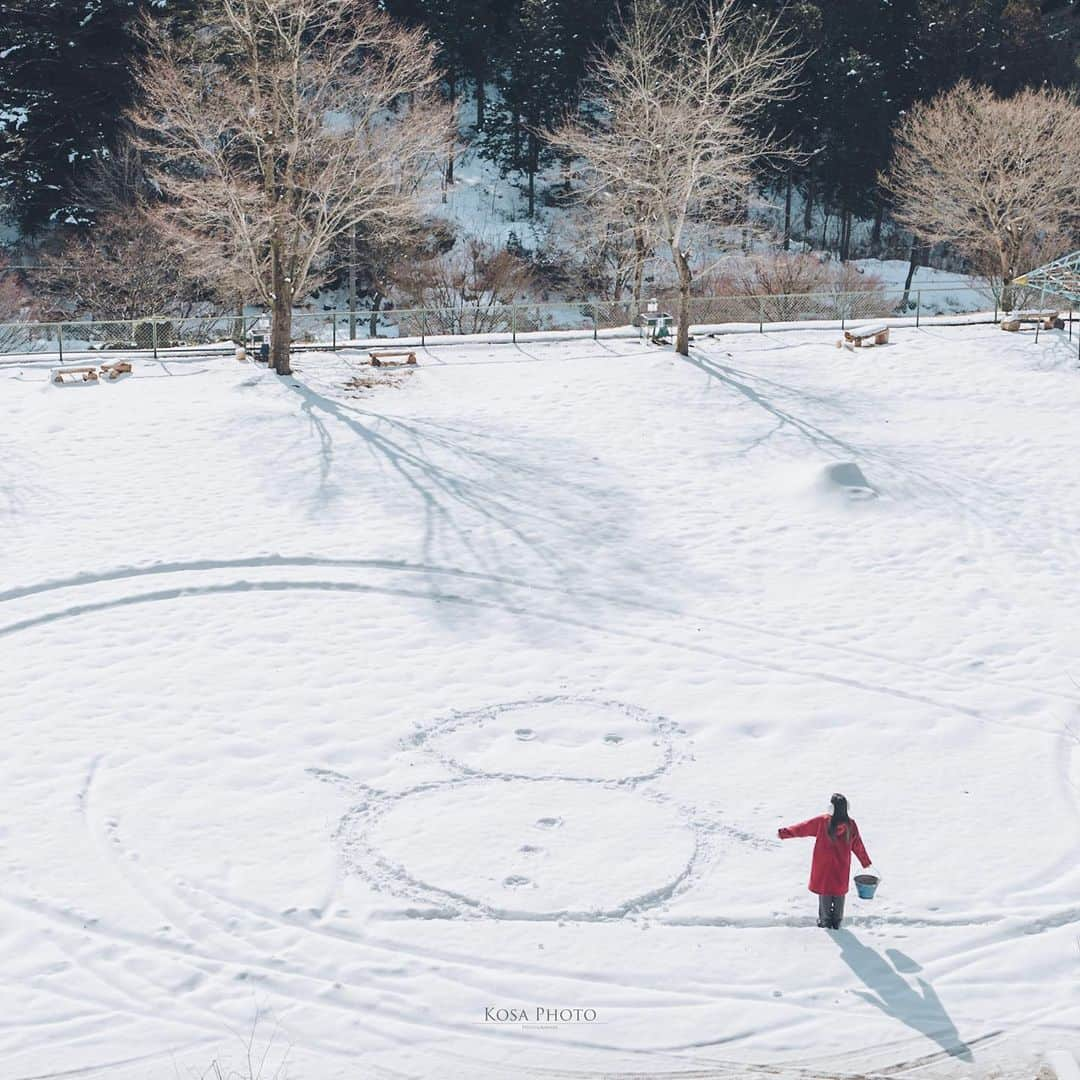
[844,322,890,348]
[1000,310,1062,332]
[52,364,99,384]
[100,360,133,379]
[369,350,417,367]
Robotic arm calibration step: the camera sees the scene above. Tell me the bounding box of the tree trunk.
[1001,260,1018,313]
[673,246,692,356]
[270,243,292,375]
[368,292,383,338]
[527,133,537,218]
[839,208,851,262]
[870,201,884,257]
[901,239,920,309]
[475,77,485,129]
[783,174,792,251]
[999,239,1020,312]
[820,208,831,253]
[802,178,814,240]
[446,77,456,188]
[632,229,646,307]
[271,295,292,375]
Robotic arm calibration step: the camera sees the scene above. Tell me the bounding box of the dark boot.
[830,895,845,930]
[817,895,831,928]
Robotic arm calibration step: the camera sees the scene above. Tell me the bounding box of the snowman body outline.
[315,696,727,922]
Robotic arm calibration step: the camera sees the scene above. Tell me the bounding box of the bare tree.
[884,81,1080,309]
[552,194,656,305]
[0,264,36,351]
[129,0,452,374]
[32,212,197,321]
[391,235,534,334]
[550,0,802,355]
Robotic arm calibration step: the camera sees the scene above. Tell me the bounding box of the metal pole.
[758,296,763,334]
[916,291,921,329]
[593,302,598,341]
[332,314,336,351]
[512,304,516,344]
[152,320,158,360]
[58,323,63,363]
[421,308,426,346]
[348,226,357,340]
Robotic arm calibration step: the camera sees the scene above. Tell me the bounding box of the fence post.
[420,308,426,346]
[758,296,763,334]
[57,322,63,363]
[512,304,517,344]
[592,302,598,341]
[152,320,158,360]
[916,291,921,329]
[332,314,337,351]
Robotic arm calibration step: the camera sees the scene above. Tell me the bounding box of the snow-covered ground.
[2,325,1079,1080]
[851,260,993,315]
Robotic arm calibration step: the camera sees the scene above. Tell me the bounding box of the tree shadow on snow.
[833,930,973,1062]
[679,348,866,460]
[280,376,650,608]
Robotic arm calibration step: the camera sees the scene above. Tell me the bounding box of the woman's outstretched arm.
[778,816,821,839]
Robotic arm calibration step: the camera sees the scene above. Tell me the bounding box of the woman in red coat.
[778,793,872,929]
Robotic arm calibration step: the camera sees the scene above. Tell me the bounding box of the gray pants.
[818,894,845,929]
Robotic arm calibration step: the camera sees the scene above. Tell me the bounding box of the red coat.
[778,814,871,895]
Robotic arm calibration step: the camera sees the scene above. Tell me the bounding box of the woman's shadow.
[834,931,974,1062]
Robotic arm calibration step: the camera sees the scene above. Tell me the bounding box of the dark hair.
[827,793,851,840]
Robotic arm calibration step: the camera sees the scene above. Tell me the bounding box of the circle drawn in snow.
[338,777,697,920]
[412,697,678,783]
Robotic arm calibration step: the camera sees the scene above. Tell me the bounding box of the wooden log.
[369,351,417,367]
[52,365,100,384]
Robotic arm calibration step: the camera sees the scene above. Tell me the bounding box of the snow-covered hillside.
[2,325,1079,1079]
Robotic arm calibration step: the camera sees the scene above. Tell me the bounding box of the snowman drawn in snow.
[316,696,711,921]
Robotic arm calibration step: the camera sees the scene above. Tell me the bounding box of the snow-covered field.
[2,325,1079,1080]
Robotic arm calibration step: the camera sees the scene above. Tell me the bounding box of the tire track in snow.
[3,555,1079,710]
[0,564,1071,748]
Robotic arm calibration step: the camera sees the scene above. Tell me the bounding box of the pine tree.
[811,0,923,258]
[0,0,139,232]
[481,0,614,217]
[0,0,197,235]
[383,0,508,130]
[917,0,1079,95]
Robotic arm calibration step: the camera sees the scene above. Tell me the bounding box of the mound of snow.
[819,460,878,500]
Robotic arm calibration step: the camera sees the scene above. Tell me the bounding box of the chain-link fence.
[1,283,1057,361]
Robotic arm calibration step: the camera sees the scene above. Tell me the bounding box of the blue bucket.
[855,874,879,900]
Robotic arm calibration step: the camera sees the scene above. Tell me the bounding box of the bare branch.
[128,0,453,373]
[548,0,803,354]
[883,81,1080,305]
